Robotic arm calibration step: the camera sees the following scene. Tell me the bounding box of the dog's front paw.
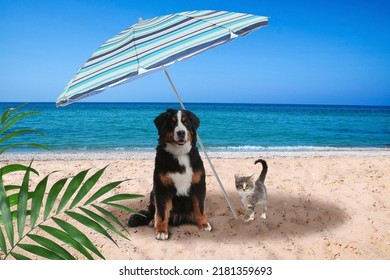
[156,232,169,240]
[199,222,212,232]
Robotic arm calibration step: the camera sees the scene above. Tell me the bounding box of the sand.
[1,150,389,260]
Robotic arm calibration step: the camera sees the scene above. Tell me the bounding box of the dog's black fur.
[128,109,211,240]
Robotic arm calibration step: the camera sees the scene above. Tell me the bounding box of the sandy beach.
[1,150,389,260]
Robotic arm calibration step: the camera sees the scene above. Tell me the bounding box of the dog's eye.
[182,117,187,123]
[171,117,177,123]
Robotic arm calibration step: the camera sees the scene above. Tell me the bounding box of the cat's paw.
[261,213,267,219]
[244,215,254,222]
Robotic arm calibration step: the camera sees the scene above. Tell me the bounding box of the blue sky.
[1,0,389,106]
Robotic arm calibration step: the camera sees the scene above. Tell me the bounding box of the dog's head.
[154,109,200,150]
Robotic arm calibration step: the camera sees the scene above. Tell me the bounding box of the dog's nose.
[177,130,185,138]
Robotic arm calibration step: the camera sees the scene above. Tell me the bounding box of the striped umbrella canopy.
[56,10,268,106]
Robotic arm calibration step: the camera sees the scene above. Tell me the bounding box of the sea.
[1,102,390,154]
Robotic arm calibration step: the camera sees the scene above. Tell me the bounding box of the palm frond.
[10,252,31,260]
[79,206,129,241]
[0,129,44,145]
[56,169,89,213]
[43,178,68,220]
[52,217,106,259]
[0,105,141,260]
[0,164,39,176]
[30,173,52,229]
[65,210,118,246]
[0,164,142,260]
[0,222,7,253]
[0,104,50,154]
[17,243,65,260]
[91,204,129,233]
[27,233,75,260]
[0,170,14,247]
[0,143,51,155]
[69,166,108,208]
[17,162,31,239]
[83,180,129,206]
[39,225,94,260]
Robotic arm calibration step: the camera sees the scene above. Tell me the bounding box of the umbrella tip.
[138,17,143,23]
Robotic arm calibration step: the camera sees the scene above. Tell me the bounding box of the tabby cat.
[235,159,268,222]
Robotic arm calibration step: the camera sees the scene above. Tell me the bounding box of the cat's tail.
[127,193,155,227]
[254,159,268,182]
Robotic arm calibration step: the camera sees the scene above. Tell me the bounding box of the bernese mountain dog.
[128,108,212,240]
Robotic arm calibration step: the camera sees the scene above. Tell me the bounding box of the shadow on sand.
[116,190,348,242]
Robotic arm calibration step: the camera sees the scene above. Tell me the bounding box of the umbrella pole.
[163,66,238,219]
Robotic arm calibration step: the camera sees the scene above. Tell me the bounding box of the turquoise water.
[1,102,389,152]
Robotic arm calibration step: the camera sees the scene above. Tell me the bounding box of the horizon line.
[1,101,390,108]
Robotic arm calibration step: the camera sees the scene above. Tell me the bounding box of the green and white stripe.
[57,10,268,106]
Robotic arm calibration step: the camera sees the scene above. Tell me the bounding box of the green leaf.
[0,227,7,255]
[102,193,144,204]
[43,178,68,220]
[17,162,31,239]
[80,207,129,241]
[10,252,31,260]
[91,204,129,233]
[102,202,139,214]
[0,164,39,176]
[84,180,129,206]
[52,217,105,259]
[0,129,44,145]
[4,184,20,191]
[0,110,38,135]
[8,192,34,208]
[39,225,93,260]
[0,107,15,125]
[30,173,52,229]
[0,143,51,154]
[0,210,31,224]
[56,169,89,214]
[1,103,27,125]
[1,110,8,125]
[66,211,117,246]
[27,234,75,260]
[17,243,64,260]
[70,166,108,208]
[0,210,31,225]
[0,171,14,246]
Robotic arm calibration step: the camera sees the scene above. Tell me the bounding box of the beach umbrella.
[56,10,269,218]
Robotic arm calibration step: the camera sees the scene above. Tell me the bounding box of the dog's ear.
[154,109,177,131]
[154,111,169,130]
[186,110,200,130]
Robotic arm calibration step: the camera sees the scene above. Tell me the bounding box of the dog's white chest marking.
[168,154,193,196]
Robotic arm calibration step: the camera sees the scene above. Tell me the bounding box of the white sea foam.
[1,147,389,161]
